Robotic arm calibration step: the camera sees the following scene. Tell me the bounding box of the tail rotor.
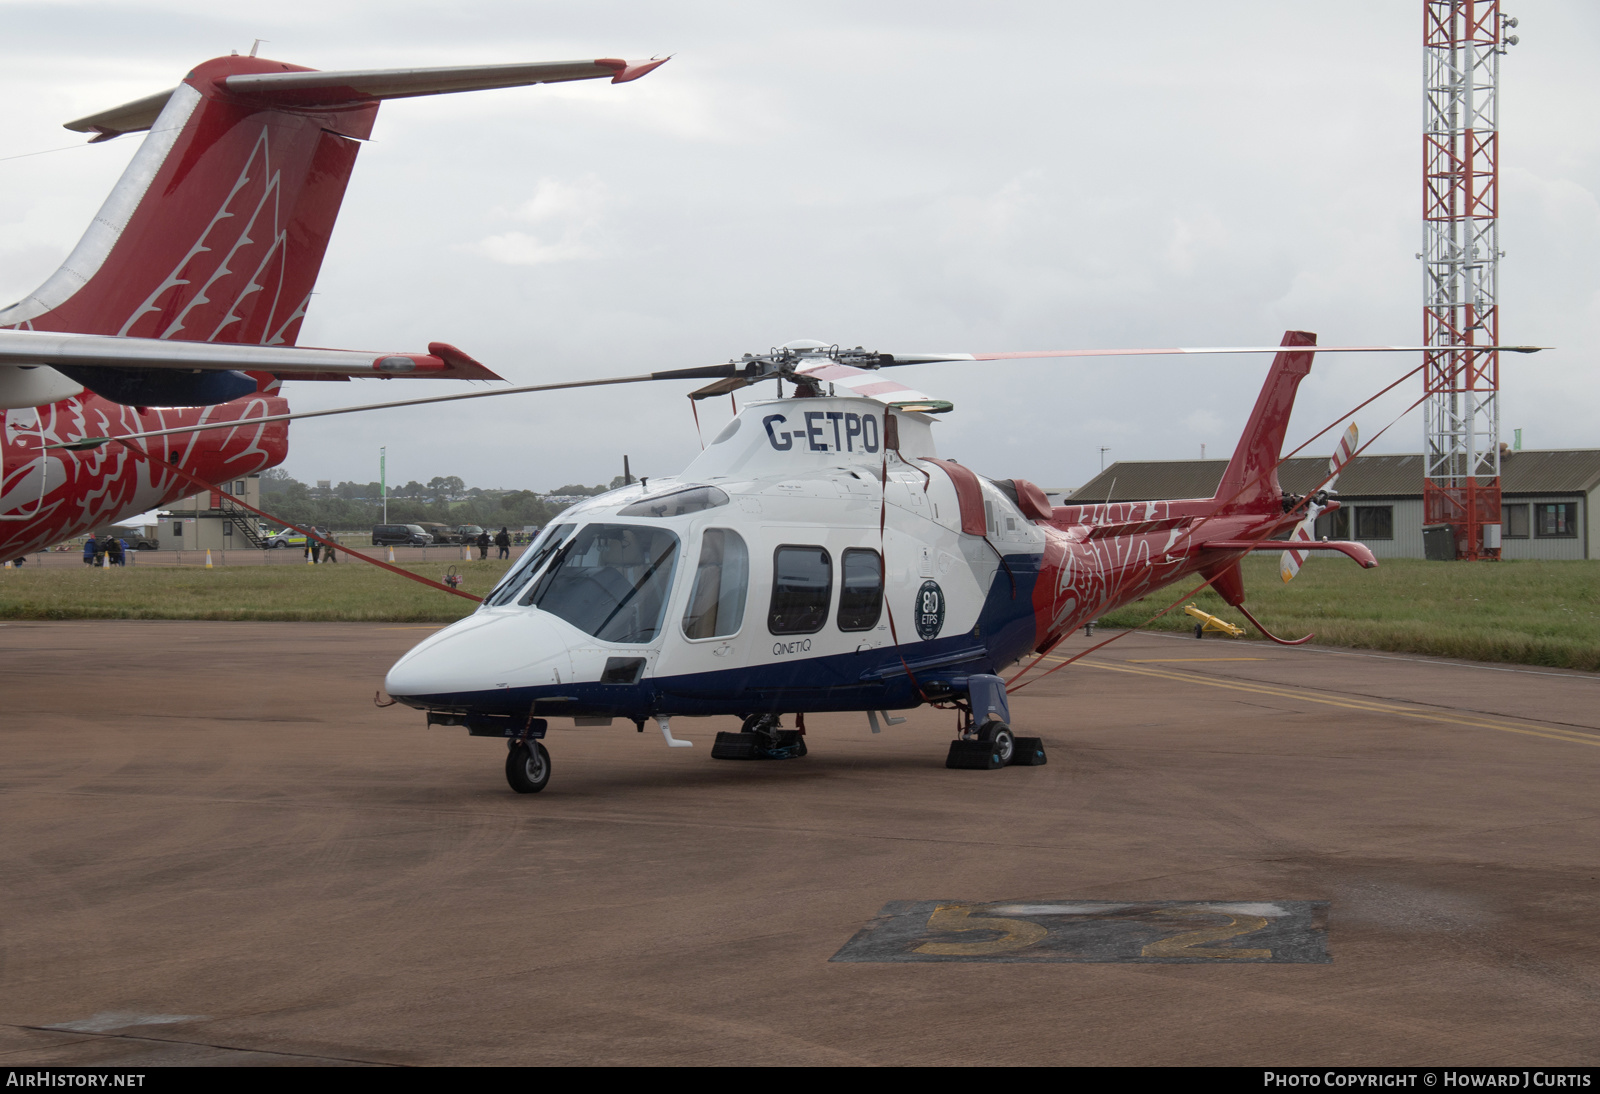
[1280,422,1359,583]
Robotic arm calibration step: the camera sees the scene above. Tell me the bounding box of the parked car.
[95,527,157,550]
[414,521,458,544]
[372,524,434,547]
[266,529,306,549]
[452,524,486,543]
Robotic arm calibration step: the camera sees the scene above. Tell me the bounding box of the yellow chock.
[205,549,214,569]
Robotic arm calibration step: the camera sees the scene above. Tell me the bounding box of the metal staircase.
[218,496,270,548]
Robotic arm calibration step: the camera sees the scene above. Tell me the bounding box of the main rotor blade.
[877,344,1547,366]
[47,364,739,448]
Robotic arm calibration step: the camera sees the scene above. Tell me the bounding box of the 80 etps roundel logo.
[914,580,945,641]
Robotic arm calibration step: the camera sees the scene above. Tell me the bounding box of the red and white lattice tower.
[1422,1,1518,560]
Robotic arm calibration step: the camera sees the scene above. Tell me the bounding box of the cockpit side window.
[485,523,573,607]
[768,545,832,635]
[523,523,680,644]
[681,529,749,640]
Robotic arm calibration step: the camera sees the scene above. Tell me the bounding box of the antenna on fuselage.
[249,39,267,57]
[623,455,634,486]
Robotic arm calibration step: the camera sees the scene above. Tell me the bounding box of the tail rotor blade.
[1326,422,1359,490]
[1279,520,1314,583]
[1284,422,1358,583]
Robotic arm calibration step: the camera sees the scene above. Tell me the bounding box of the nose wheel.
[506,740,551,793]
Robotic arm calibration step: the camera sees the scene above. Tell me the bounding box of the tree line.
[257,469,625,531]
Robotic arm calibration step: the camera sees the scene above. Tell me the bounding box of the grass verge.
[1097,556,1600,672]
[3,554,1597,672]
[0,559,505,623]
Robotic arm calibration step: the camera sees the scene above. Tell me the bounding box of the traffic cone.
[205,549,214,569]
[387,546,396,563]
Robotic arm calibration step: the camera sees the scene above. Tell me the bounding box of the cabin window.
[1501,504,1529,539]
[682,529,749,640]
[837,548,883,632]
[1535,502,1578,538]
[488,523,573,606]
[1354,506,1393,541]
[522,524,679,643]
[769,545,832,635]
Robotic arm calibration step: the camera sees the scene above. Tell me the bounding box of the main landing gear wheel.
[506,741,551,793]
[945,721,1047,769]
[976,720,1016,765]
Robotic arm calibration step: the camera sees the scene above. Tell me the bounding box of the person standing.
[107,537,125,567]
[476,530,490,560]
[494,527,511,560]
[82,534,97,565]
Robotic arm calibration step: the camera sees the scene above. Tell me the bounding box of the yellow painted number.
[1140,912,1272,960]
[913,903,1048,956]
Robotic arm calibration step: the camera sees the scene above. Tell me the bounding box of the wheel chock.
[1010,737,1048,766]
[946,738,1006,770]
[711,730,807,761]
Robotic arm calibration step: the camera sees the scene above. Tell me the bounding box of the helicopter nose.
[385,609,574,700]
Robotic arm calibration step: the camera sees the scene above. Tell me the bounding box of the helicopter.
[64,329,1538,792]
[380,332,1390,794]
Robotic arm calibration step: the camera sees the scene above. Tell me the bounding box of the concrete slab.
[1,621,1597,1065]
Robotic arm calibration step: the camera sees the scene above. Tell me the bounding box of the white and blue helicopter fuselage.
[384,396,1049,733]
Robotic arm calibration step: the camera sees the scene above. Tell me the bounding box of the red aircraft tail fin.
[0,55,658,347]
[1,56,382,345]
[1212,330,1317,510]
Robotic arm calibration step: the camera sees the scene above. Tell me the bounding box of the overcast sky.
[2,0,1595,493]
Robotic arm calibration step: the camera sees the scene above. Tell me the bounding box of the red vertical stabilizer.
[1,56,377,346]
[2,54,666,349]
[1212,330,1317,510]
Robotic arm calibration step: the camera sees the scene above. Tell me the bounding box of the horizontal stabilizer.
[0,329,502,381]
[64,57,667,139]
[62,87,177,142]
[1206,539,1378,568]
[219,57,668,105]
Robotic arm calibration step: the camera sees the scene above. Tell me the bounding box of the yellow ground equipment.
[1184,604,1244,639]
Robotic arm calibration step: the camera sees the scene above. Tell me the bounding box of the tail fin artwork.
[1212,330,1317,510]
[0,54,666,405]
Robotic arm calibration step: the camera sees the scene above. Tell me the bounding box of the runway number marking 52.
[831,900,1329,963]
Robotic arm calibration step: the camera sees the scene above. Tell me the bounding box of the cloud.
[470,177,610,266]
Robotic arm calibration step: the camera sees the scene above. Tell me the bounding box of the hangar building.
[1071,450,1600,560]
